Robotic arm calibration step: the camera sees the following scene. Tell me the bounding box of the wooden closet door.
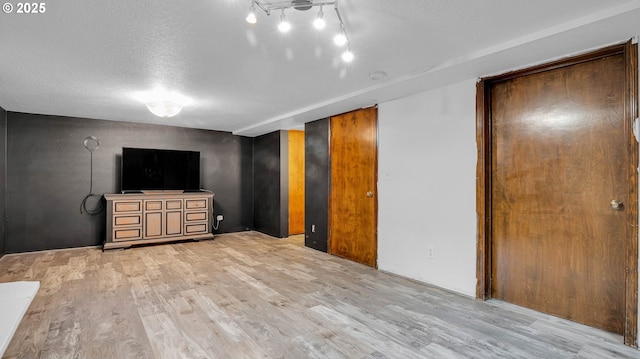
[490,52,629,334]
[329,107,378,267]
[288,130,305,235]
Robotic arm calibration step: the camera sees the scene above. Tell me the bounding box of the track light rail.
[254,0,336,15]
[246,0,354,62]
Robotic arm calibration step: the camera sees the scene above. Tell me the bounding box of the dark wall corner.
[0,106,6,257]
[253,130,289,238]
[304,118,329,252]
[280,131,289,238]
[239,136,255,233]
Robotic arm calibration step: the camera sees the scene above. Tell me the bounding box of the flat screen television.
[121,147,200,192]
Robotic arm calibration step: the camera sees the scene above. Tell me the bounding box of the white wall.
[377,78,478,297]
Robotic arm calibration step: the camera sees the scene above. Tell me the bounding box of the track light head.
[246,1,257,24]
[278,9,291,33]
[246,11,257,24]
[334,32,347,46]
[341,49,354,63]
[313,6,326,30]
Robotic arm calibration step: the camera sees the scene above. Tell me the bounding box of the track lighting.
[313,6,326,30]
[246,1,257,24]
[278,9,291,32]
[341,49,354,63]
[246,0,354,63]
[333,32,347,46]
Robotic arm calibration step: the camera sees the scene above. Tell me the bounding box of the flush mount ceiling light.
[132,88,192,118]
[146,101,182,118]
[246,0,354,63]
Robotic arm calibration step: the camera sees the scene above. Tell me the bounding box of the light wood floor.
[0,231,638,359]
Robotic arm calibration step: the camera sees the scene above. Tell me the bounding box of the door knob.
[366,191,374,198]
[610,200,623,210]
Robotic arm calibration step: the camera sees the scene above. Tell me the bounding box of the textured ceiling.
[1,0,639,136]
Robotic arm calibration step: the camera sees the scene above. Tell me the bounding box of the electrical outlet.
[427,246,435,259]
[216,215,224,221]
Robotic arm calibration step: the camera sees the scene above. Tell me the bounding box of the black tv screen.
[121,148,200,191]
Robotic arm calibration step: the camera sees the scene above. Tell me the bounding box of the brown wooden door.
[490,52,629,334]
[329,107,378,267]
[288,130,305,235]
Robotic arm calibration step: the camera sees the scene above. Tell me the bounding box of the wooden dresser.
[103,192,214,249]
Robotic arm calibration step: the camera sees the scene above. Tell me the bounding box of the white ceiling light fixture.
[246,0,354,62]
[146,101,182,118]
[132,88,192,118]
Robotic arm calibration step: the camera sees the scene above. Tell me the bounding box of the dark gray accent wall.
[279,131,289,237]
[6,112,253,253]
[253,130,289,238]
[0,106,6,257]
[304,118,329,252]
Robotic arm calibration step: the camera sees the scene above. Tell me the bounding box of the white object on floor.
[0,281,39,357]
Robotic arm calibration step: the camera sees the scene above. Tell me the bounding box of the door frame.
[475,41,639,346]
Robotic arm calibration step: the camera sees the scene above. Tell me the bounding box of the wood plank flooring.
[0,231,638,358]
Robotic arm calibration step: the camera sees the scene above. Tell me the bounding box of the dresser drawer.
[145,200,163,211]
[185,211,207,222]
[113,228,142,241]
[114,215,142,227]
[185,223,208,234]
[114,201,142,213]
[166,200,182,210]
[185,199,207,209]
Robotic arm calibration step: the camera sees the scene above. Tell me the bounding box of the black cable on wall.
[80,136,104,216]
